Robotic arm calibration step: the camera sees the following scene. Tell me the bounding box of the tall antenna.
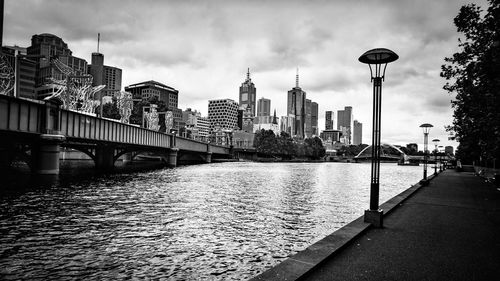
[247,67,250,81]
[97,33,100,53]
[296,67,299,88]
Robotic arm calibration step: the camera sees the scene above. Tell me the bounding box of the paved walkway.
[300,170,500,281]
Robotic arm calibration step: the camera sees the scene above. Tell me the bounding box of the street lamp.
[432,138,440,175]
[420,123,433,181]
[359,48,399,228]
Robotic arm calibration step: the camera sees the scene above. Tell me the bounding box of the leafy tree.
[96,97,120,120]
[276,132,296,159]
[253,129,278,156]
[441,0,500,163]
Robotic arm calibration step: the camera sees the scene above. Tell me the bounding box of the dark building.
[27,33,88,99]
[125,80,179,111]
[287,70,306,138]
[88,52,122,101]
[311,101,318,136]
[239,68,256,117]
[325,110,334,130]
[337,106,353,144]
[353,120,363,145]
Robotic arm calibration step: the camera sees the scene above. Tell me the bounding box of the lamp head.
[359,48,399,80]
[420,123,433,134]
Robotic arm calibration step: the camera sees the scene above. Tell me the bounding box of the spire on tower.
[97,33,100,53]
[296,67,299,88]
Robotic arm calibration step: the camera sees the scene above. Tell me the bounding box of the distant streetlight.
[432,138,440,175]
[420,123,433,181]
[359,48,399,228]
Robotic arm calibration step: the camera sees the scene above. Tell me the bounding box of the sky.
[3,0,490,150]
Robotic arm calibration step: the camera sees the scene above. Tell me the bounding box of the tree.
[441,0,500,164]
[96,97,120,120]
[253,129,278,156]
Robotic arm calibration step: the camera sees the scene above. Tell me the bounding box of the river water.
[0,162,422,280]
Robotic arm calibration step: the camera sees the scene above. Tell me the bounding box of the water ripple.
[0,162,422,280]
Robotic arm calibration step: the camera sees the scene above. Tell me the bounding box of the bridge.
[0,95,231,174]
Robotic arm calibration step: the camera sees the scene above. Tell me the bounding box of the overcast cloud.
[3,0,488,149]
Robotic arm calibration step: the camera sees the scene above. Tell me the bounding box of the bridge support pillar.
[95,145,116,172]
[122,152,133,164]
[32,134,66,175]
[167,148,179,168]
[0,145,14,169]
[205,152,212,163]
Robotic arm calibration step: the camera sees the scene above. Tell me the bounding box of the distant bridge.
[0,95,231,174]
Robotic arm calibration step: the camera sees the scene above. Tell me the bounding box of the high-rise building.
[257,97,271,117]
[239,68,256,117]
[311,102,318,137]
[287,70,306,138]
[325,110,334,130]
[125,80,178,109]
[88,51,123,103]
[208,99,239,132]
[256,97,271,124]
[337,106,353,144]
[1,46,37,99]
[27,33,88,99]
[353,120,363,145]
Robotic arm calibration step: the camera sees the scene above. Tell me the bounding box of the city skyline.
[3,0,487,149]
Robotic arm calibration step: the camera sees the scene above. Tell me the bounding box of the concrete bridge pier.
[205,152,212,163]
[32,134,66,175]
[95,144,116,172]
[167,148,179,168]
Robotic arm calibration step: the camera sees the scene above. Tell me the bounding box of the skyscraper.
[88,47,123,102]
[287,69,306,138]
[239,68,256,117]
[337,106,353,144]
[325,111,334,130]
[353,120,363,145]
[311,102,318,136]
[257,97,271,117]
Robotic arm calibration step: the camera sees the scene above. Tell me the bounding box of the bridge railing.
[1,95,231,155]
[0,95,43,134]
[60,109,173,148]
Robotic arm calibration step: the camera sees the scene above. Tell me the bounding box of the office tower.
[311,102,318,136]
[256,97,271,124]
[125,80,178,108]
[353,120,363,145]
[125,80,181,120]
[88,53,122,104]
[287,69,306,138]
[1,46,36,99]
[325,110,334,130]
[208,99,239,131]
[337,106,353,144]
[27,33,88,99]
[305,99,312,138]
[239,68,256,117]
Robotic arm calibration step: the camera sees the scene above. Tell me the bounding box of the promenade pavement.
[300,169,500,281]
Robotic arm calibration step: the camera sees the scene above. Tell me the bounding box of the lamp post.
[432,138,440,175]
[420,123,433,181]
[359,48,398,228]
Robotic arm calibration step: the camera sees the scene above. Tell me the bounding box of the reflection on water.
[0,162,422,280]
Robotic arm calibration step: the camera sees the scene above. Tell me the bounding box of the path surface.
[301,170,500,281]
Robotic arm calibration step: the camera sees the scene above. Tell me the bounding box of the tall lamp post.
[359,48,398,228]
[420,123,433,182]
[432,138,440,175]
